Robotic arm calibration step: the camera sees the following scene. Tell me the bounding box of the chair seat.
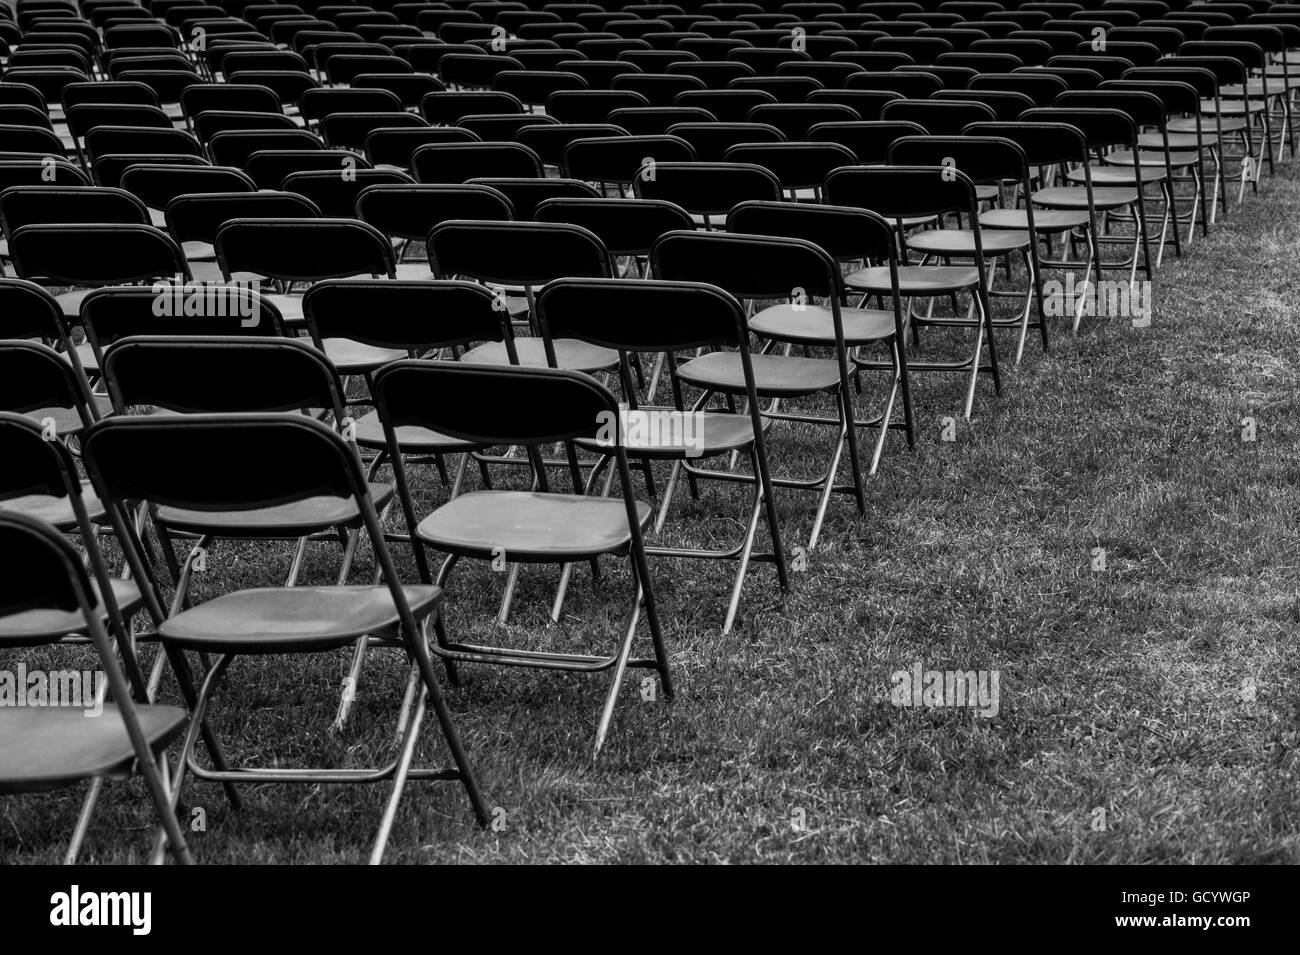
[1102,148,1200,169]
[25,398,112,435]
[395,262,436,281]
[461,337,619,373]
[158,584,443,653]
[182,240,216,261]
[980,208,1089,233]
[1139,131,1216,150]
[677,350,841,397]
[155,483,394,538]
[906,228,1031,256]
[575,410,764,458]
[149,208,168,228]
[845,264,979,295]
[55,288,94,322]
[1172,115,1246,133]
[352,408,478,452]
[0,480,105,529]
[1198,99,1265,115]
[321,337,406,374]
[0,705,188,794]
[750,303,895,345]
[0,578,142,646]
[266,293,304,325]
[1031,185,1137,210]
[1069,164,1168,184]
[416,490,651,561]
[976,183,998,201]
[72,340,98,373]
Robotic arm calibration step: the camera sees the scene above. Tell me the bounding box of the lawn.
[5,169,1300,864]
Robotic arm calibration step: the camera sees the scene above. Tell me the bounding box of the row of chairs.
[2,0,1296,863]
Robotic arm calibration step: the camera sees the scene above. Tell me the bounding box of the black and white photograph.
[0,0,1291,924]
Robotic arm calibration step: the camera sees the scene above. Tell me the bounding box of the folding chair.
[652,228,872,550]
[824,165,1003,421]
[665,121,785,161]
[425,219,618,372]
[674,87,778,121]
[0,499,192,865]
[537,275,790,633]
[79,409,488,863]
[372,360,670,758]
[1054,89,1182,267]
[888,135,1051,364]
[420,89,525,125]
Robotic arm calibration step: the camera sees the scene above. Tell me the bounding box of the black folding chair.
[372,360,670,758]
[0,495,193,865]
[79,409,488,863]
[824,165,1003,421]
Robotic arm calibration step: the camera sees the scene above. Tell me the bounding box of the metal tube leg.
[807,419,847,553]
[722,480,766,635]
[64,776,104,865]
[369,672,427,865]
[592,580,643,760]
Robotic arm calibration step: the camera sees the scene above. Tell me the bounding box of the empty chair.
[411,141,543,183]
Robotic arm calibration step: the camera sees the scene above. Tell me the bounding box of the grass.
[5,169,1300,864]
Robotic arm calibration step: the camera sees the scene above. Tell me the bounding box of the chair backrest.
[634,160,783,216]
[102,335,345,418]
[533,196,695,257]
[208,127,323,167]
[9,223,191,287]
[372,359,623,450]
[80,416,379,541]
[721,141,858,190]
[0,277,69,344]
[216,217,396,283]
[421,89,525,124]
[0,339,97,430]
[880,96,997,134]
[651,228,842,305]
[724,199,899,268]
[303,279,515,355]
[562,133,697,183]
[84,125,204,164]
[81,286,286,371]
[534,276,745,361]
[192,108,300,142]
[823,163,981,222]
[166,190,322,245]
[962,119,1091,170]
[120,163,257,211]
[1021,105,1137,151]
[0,185,149,242]
[411,141,544,183]
[356,182,514,242]
[465,176,599,219]
[665,121,785,161]
[181,82,284,120]
[426,219,611,287]
[281,168,415,217]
